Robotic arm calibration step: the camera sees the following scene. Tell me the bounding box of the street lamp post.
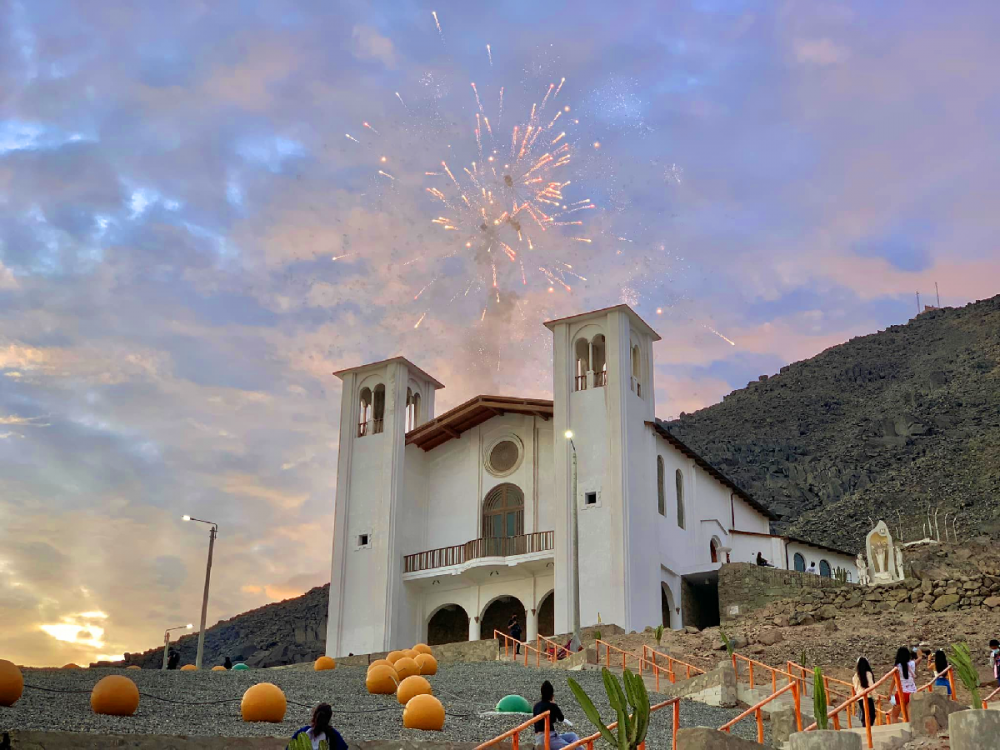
[564,430,582,652]
[182,515,218,670]
[161,623,193,670]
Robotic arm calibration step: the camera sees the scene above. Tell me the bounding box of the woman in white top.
[890,646,917,722]
[852,657,877,727]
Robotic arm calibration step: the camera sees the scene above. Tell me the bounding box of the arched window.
[793,553,805,572]
[592,335,607,387]
[574,338,589,391]
[372,384,385,434]
[631,344,642,398]
[819,560,832,578]
[482,484,524,554]
[710,537,721,563]
[405,388,421,432]
[656,456,665,516]
[675,469,685,529]
[358,387,373,437]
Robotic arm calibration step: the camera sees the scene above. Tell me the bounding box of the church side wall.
[786,541,857,580]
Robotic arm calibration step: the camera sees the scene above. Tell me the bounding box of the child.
[932,651,952,696]
[289,704,347,750]
[990,639,1000,687]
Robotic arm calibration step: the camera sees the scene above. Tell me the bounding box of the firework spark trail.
[486,44,492,66]
[498,87,504,124]
[570,237,592,243]
[395,91,408,111]
[331,254,356,261]
[378,170,395,180]
[471,82,484,114]
[704,325,737,346]
[554,77,565,98]
[414,312,427,329]
[363,121,379,135]
[431,11,443,41]
[414,278,438,300]
[345,133,360,143]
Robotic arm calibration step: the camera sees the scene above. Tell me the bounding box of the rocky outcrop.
[664,295,1000,551]
[110,584,329,669]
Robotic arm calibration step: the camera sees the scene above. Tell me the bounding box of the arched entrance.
[481,595,526,645]
[427,604,469,646]
[537,591,555,636]
[661,583,673,629]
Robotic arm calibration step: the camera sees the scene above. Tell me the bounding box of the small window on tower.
[584,491,597,506]
[358,534,370,548]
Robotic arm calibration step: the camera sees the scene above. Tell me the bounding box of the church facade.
[326,305,856,657]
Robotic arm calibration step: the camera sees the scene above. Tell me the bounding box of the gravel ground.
[3,663,768,747]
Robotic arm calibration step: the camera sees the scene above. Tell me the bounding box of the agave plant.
[568,668,650,750]
[654,624,664,646]
[593,629,602,642]
[814,667,829,730]
[719,628,735,656]
[949,642,981,708]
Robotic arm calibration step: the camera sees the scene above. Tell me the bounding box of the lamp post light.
[162,623,193,670]
[564,430,582,652]
[182,515,218,670]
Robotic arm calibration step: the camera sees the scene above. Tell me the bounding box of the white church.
[326,305,856,657]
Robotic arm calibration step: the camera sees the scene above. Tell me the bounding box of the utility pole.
[916,292,921,315]
[182,515,219,670]
[935,282,941,307]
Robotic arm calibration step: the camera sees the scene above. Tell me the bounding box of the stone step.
[777,722,911,750]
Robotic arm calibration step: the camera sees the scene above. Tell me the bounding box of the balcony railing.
[403,531,554,573]
[574,375,587,391]
[594,370,607,387]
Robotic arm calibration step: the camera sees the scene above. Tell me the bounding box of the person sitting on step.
[533,680,579,750]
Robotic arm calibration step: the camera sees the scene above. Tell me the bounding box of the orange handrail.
[561,697,682,750]
[640,645,704,691]
[475,710,551,750]
[537,634,572,663]
[719,681,801,744]
[785,660,855,704]
[594,639,643,671]
[983,685,1000,709]
[732,653,794,695]
[495,630,545,668]
[803,669,903,750]
[917,665,957,701]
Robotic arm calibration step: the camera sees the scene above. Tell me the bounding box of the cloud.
[0,261,17,289]
[793,38,850,65]
[350,25,396,68]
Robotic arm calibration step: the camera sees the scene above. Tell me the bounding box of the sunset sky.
[2,0,999,666]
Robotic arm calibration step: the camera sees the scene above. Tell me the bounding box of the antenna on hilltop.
[935,281,940,307]
[916,292,921,315]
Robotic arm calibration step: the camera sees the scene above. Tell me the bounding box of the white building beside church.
[326,305,856,657]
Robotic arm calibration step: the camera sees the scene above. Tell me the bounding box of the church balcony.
[402,531,554,586]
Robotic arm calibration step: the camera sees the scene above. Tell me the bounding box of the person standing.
[932,650,952,695]
[533,681,580,749]
[990,639,1000,688]
[890,646,917,722]
[807,561,819,575]
[509,614,523,656]
[224,656,233,670]
[852,657,877,727]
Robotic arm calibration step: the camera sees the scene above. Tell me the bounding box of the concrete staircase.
[737,683,800,719]
[773,722,912,750]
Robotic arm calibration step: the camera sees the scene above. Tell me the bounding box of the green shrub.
[653,624,664,646]
[814,667,829,730]
[719,628,735,656]
[568,668,650,750]
[834,567,848,584]
[949,642,981,708]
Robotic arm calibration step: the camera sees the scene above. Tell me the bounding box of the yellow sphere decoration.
[211,665,227,671]
[0,659,24,707]
[403,693,445,731]
[366,664,399,695]
[415,653,438,675]
[90,675,140,717]
[126,665,142,670]
[314,656,337,671]
[368,659,394,673]
[180,664,198,671]
[241,682,287,723]
[386,650,406,664]
[397,675,432,705]
[413,643,433,656]
[394,656,419,680]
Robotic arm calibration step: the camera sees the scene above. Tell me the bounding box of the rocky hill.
[665,294,1000,553]
[110,584,329,669]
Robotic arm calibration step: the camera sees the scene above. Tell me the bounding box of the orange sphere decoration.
[314,656,336,671]
[394,656,419,680]
[368,659,394,673]
[413,643,433,656]
[0,659,24,707]
[126,665,141,670]
[386,650,406,664]
[241,682,287,723]
[403,649,418,660]
[90,675,140,716]
[62,663,82,669]
[403,693,445,731]
[211,665,227,671]
[397,675,432,705]
[180,664,198,671]
[415,653,438,675]
[366,664,399,695]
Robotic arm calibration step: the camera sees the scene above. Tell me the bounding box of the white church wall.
[729,532,784,567]
[422,434,479,550]
[786,540,857,581]
[535,422,555,533]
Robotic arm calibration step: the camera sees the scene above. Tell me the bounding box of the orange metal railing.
[561,697,682,750]
[594,639,644,671]
[916,665,957,701]
[640,645,705,692]
[732,653,795,696]
[786,660,855,703]
[474,710,551,750]
[495,630,547,668]
[983,684,1000,709]
[803,669,904,750]
[536,634,573,663]
[719,681,802,744]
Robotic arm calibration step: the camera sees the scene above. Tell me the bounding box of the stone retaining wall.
[718,564,851,622]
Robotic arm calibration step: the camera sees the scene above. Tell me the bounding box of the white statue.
[857,553,871,586]
[865,520,904,584]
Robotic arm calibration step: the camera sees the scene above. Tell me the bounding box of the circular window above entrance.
[484,436,524,477]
